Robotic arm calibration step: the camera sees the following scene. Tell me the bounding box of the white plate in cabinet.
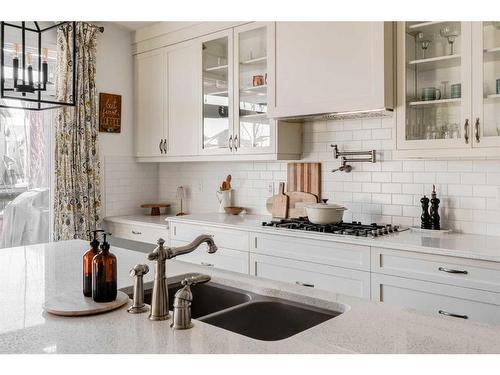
[250,253,371,299]
[170,222,249,252]
[171,240,249,274]
[371,247,500,293]
[371,273,500,326]
[250,233,370,271]
[105,221,168,245]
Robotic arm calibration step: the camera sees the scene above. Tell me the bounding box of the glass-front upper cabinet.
[397,22,472,150]
[201,30,233,154]
[233,22,275,154]
[472,22,500,148]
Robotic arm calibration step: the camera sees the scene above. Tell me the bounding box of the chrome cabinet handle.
[475,118,480,143]
[228,135,233,151]
[439,310,468,319]
[295,281,315,288]
[438,267,468,275]
[464,119,469,144]
[200,262,214,267]
[162,138,168,154]
[131,230,142,235]
[159,139,163,153]
[234,135,238,151]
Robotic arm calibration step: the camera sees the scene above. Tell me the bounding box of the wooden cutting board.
[271,182,288,219]
[266,191,318,218]
[43,290,129,317]
[287,163,321,198]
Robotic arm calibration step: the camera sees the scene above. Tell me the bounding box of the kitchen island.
[1,239,500,353]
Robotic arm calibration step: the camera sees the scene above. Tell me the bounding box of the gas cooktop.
[261,217,407,238]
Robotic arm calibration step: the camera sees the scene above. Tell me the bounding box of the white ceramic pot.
[305,203,347,224]
[216,189,232,213]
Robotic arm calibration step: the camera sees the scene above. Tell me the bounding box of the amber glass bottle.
[92,233,117,302]
[83,229,103,297]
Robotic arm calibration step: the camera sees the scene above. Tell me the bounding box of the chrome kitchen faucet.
[147,236,218,321]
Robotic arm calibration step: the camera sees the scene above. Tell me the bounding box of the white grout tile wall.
[157,116,500,236]
[103,156,159,217]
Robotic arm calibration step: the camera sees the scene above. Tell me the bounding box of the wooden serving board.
[271,182,288,219]
[43,290,129,317]
[266,191,318,218]
[287,163,321,198]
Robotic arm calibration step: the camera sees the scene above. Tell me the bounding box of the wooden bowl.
[224,206,244,215]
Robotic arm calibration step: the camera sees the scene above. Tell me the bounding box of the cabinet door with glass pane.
[200,30,233,155]
[233,22,275,154]
[397,22,472,150]
[472,22,500,148]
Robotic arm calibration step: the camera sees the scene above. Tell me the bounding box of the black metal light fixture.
[0,21,76,111]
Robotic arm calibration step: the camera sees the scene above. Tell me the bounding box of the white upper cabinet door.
[396,22,472,152]
[199,30,234,155]
[269,22,394,119]
[167,40,201,156]
[233,22,276,155]
[134,49,166,157]
[471,22,500,149]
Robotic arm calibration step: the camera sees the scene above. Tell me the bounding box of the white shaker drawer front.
[106,222,168,245]
[171,240,249,274]
[372,247,500,293]
[250,253,371,299]
[372,273,500,325]
[250,233,370,271]
[170,223,249,251]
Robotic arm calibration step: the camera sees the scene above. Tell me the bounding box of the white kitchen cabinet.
[269,22,394,119]
[372,273,500,325]
[395,21,500,158]
[166,39,201,156]
[134,49,167,157]
[250,253,371,299]
[105,220,168,245]
[250,232,371,271]
[171,239,249,274]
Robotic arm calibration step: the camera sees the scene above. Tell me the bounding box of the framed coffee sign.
[99,93,122,133]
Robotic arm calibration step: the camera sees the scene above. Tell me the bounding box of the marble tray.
[43,290,129,316]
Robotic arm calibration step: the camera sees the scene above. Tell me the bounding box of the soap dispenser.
[92,232,117,302]
[83,229,104,297]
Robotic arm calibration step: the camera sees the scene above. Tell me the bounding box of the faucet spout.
[167,234,218,258]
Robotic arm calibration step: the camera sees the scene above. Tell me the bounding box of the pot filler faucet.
[147,235,218,321]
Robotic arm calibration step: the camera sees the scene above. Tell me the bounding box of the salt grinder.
[430,184,441,230]
[420,195,431,229]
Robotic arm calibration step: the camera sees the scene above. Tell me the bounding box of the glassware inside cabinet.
[481,22,500,138]
[202,36,231,150]
[405,22,463,141]
[236,26,272,150]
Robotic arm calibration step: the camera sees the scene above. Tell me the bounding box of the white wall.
[158,116,500,236]
[96,23,158,217]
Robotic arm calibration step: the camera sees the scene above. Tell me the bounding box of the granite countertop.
[104,215,172,228]
[2,239,500,354]
[167,213,500,262]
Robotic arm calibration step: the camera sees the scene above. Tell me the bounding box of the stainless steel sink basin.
[122,273,341,341]
[199,300,340,341]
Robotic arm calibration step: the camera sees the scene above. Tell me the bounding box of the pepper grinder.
[430,184,441,230]
[420,195,431,229]
[127,264,150,314]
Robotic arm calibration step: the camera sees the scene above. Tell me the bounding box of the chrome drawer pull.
[201,262,214,267]
[131,230,142,235]
[438,310,468,319]
[438,267,468,275]
[295,281,315,288]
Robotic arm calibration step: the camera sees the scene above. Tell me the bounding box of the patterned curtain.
[53,23,102,241]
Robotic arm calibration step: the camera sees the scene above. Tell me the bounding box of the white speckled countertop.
[2,239,500,354]
[167,213,500,262]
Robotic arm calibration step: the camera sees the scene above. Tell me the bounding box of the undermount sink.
[122,273,342,341]
[199,300,340,341]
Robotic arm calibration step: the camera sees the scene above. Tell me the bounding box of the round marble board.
[43,290,130,316]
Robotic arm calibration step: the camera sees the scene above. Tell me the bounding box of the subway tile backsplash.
[105,116,500,236]
[157,116,500,236]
